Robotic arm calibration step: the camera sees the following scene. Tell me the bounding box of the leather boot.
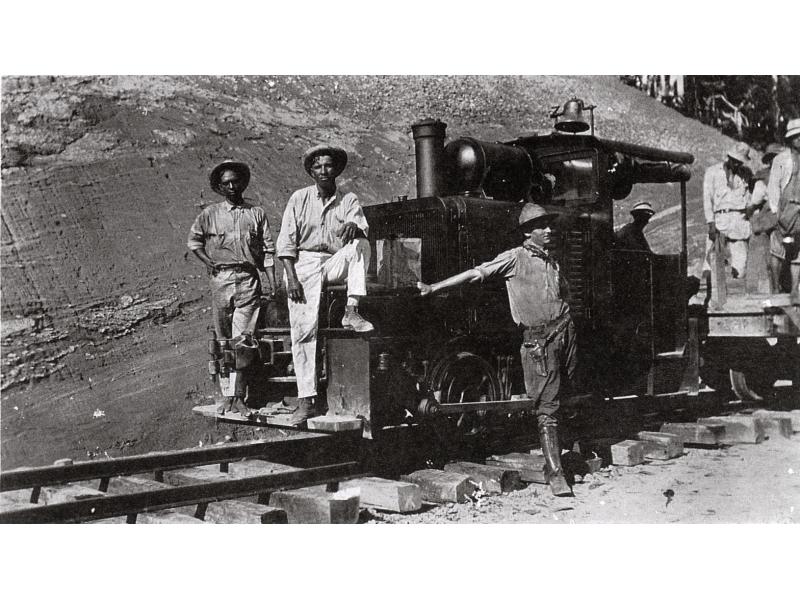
[538,422,572,497]
[287,396,317,427]
[230,396,254,419]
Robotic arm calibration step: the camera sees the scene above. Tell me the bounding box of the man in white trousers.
[277,144,373,426]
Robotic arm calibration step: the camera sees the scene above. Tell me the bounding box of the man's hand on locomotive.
[416,282,434,296]
[338,221,363,245]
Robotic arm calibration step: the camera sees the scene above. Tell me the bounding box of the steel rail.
[0,431,360,492]
[0,461,361,524]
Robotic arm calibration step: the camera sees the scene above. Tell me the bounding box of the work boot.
[215,397,233,416]
[341,306,374,333]
[230,396,255,419]
[287,396,317,427]
[538,422,573,497]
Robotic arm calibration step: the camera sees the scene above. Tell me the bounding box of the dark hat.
[762,143,784,164]
[209,160,250,196]
[302,144,348,177]
[518,202,557,230]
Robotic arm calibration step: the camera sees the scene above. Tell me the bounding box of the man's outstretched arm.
[417,268,482,296]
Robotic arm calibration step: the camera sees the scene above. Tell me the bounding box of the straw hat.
[302,144,348,177]
[209,160,250,196]
[726,142,751,164]
[518,203,557,230]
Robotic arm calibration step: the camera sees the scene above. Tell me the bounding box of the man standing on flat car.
[702,142,754,280]
[767,118,800,302]
[417,203,576,497]
[188,160,276,417]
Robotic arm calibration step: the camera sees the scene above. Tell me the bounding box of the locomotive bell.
[552,98,591,134]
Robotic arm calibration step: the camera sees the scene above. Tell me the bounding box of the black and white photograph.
[0,2,797,598]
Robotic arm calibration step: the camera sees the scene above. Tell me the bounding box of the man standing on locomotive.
[767,118,800,303]
[188,160,276,417]
[702,142,754,280]
[277,144,374,427]
[615,201,655,252]
[416,203,576,497]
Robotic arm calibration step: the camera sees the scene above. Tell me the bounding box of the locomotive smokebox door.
[325,337,372,437]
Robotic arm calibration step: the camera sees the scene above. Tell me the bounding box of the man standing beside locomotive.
[767,118,800,303]
[188,160,276,417]
[416,203,576,497]
[277,144,374,427]
[702,142,754,280]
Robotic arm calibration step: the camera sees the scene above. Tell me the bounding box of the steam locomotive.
[203,99,799,438]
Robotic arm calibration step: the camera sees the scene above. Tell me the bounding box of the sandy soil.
[368,434,800,524]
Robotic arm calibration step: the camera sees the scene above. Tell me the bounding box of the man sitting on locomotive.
[416,203,576,497]
[277,144,374,427]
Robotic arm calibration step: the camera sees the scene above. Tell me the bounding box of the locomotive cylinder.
[411,118,447,198]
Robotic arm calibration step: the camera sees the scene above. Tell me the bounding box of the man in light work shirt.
[277,144,373,427]
[417,203,576,497]
[188,160,276,416]
[767,118,800,301]
[702,142,754,279]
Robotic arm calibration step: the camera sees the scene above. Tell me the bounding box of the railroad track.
[1,388,797,524]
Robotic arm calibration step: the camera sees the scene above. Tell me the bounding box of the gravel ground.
[363,433,800,524]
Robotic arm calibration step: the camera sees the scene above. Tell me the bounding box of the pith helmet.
[518,203,556,230]
[302,144,348,177]
[209,160,250,196]
[631,201,655,216]
[785,118,800,140]
[726,142,751,164]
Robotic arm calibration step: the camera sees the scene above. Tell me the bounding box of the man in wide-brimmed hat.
[188,160,277,416]
[767,118,800,301]
[615,201,655,252]
[417,203,576,497]
[276,144,373,426]
[702,141,756,279]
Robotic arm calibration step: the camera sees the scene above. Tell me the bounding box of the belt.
[523,313,572,345]
[714,208,746,214]
[215,263,258,275]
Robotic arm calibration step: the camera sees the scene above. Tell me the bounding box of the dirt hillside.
[1,75,749,468]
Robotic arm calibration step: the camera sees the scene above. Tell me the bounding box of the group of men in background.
[702,118,800,299]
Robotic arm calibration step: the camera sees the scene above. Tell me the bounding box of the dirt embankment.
[1,76,747,469]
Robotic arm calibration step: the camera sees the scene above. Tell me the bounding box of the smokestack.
[411,119,447,198]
